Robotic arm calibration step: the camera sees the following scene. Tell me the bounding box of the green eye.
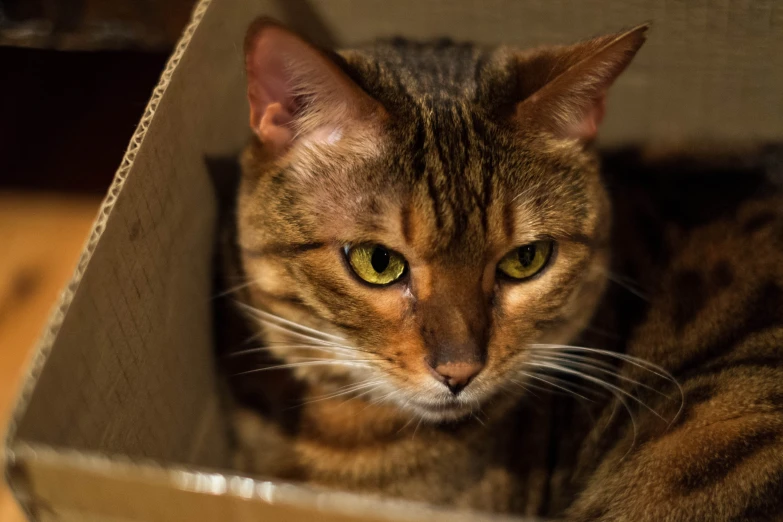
[497,240,553,280]
[345,244,407,285]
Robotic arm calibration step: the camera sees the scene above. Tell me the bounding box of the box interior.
[5,0,783,520]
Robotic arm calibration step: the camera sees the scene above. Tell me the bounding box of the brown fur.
[557,145,783,521]
[218,20,783,521]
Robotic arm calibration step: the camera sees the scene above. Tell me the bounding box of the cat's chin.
[401,397,478,423]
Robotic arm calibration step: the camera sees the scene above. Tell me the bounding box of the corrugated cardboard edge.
[9,442,527,522]
[1,0,213,514]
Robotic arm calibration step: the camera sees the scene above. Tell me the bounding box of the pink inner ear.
[516,25,647,142]
[245,22,384,156]
[246,28,303,153]
[565,95,606,141]
[257,102,294,153]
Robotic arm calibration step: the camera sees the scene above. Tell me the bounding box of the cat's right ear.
[511,24,649,142]
[244,19,384,155]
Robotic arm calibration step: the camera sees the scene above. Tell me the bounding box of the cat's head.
[237,19,647,422]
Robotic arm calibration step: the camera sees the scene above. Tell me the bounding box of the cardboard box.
[4,1,782,520]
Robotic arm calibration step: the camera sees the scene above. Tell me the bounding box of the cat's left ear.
[513,24,649,141]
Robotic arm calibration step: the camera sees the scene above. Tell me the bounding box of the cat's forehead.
[334,139,589,261]
[289,41,597,255]
[342,39,491,106]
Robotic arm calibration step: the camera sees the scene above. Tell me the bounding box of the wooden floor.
[0,192,100,522]
[0,40,185,522]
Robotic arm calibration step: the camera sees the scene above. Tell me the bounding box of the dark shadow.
[0,47,169,193]
[204,153,305,439]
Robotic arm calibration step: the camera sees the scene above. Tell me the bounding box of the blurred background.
[0,1,197,518]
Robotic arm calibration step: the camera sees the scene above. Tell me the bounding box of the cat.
[218,17,783,521]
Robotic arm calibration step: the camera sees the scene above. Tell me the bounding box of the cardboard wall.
[7,0,250,468]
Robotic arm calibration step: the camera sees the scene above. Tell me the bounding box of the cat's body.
[220,21,783,521]
[561,146,783,521]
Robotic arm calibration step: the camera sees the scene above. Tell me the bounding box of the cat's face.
[237,20,646,422]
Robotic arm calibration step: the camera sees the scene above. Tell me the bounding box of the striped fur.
[557,146,783,521]
[220,20,783,520]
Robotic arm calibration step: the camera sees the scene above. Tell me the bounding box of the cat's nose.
[428,360,483,395]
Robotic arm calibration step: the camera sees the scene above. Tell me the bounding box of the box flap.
[9,443,531,522]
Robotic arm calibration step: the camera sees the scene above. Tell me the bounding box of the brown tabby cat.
[219,17,783,521]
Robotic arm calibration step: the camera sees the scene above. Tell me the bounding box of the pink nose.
[427,361,483,394]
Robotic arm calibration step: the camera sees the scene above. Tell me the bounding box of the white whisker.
[530,344,679,384]
[351,384,386,402]
[241,317,335,346]
[367,388,399,408]
[396,413,417,434]
[583,325,622,341]
[511,376,603,401]
[530,343,684,424]
[296,380,384,406]
[412,415,424,440]
[233,360,373,376]
[237,302,346,342]
[503,380,542,400]
[516,371,597,402]
[520,367,639,457]
[229,344,366,359]
[214,279,257,299]
[602,270,649,301]
[530,353,671,400]
[251,318,351,349]
[523,360,668,423]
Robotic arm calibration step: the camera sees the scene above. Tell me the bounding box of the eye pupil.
[497,240,553,281]
[517,244,537,267]
[370,247,390,273]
